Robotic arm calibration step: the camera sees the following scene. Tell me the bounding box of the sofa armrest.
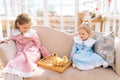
[0,41,16,67]
[114,37,120,76]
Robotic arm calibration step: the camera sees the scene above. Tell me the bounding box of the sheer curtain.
[110,0,120,15]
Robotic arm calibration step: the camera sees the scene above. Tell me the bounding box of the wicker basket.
[37,56,72,73]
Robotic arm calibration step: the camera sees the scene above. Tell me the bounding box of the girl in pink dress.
[2,13,51,79]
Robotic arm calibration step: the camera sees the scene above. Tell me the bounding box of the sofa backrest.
[32,26,73,58]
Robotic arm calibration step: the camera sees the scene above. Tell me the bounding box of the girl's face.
[78,29,90,41]
[17,22,31,33]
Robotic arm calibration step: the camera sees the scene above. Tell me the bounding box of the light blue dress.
[70,36,108,70]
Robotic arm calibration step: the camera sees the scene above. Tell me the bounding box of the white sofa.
[0,26,120,80]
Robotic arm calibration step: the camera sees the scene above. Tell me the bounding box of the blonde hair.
[14,13,31,29]
[78,24,92,35]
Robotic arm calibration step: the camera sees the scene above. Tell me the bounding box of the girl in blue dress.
[70,24,108,70]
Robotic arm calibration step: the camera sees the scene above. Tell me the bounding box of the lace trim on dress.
[1,67,32,77]
[11,29,36,37]
[73,61,108,70]
[73,36,96,47]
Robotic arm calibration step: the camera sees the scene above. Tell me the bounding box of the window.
[0,0,14,39]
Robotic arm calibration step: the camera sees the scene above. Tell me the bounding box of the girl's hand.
[0,40,8,44]
[0,40,3,44]
[3,39,8,43]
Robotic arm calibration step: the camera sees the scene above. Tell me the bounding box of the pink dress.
[2,29,50,77]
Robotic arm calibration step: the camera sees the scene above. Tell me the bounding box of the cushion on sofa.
[94,32,115,69]
[32,26,73,58]
[91,31,103,40]
[114,37,120,77]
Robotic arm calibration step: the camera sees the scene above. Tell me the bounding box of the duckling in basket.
[51,53,58,66]
[59,56,68,66]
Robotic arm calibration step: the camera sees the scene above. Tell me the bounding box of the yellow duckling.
[51,53,58,66]
[59,56,68,66]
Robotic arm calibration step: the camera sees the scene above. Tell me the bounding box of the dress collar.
[11,29,36,37]
[73,36,96,47]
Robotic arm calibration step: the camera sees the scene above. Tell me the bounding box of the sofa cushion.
[91,31,103,39]
[94,32,115,69]
[24,67,120,80]
[32,26,73,58]
[114,37,120,77]
[0,41,16,67]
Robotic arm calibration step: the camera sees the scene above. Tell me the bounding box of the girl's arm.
[70,43,77,61]
[32,31,51,57]
[31,32,42,47]
[0,39,9,44]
